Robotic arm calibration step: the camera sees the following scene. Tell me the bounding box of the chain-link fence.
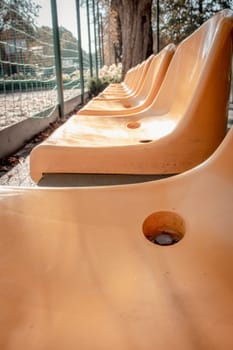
[0,0,103,130]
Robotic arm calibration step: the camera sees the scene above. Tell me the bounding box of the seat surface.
[30,10,233,183]
[2,124,233,349]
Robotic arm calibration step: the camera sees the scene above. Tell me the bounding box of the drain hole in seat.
[127,121,141,129]
[142,211,185,246]
[139,139,152,143]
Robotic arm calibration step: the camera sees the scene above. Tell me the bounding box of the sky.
[36,0,90,52]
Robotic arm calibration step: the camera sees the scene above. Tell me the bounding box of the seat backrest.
[150,9,233,141]
[128,54,154,95]
[136,44,175,105]
[123,64,140,91]
[109,55,154,96]
[201,125,233,176]
[123,66,134,85]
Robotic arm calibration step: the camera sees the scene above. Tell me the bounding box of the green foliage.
[87,77,109,97]
[87,63,122,97]
[99,63,122,83]
[152,0,233,48]
[0,0,40,33]
[28,26,89,71]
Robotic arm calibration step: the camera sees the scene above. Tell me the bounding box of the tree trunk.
[111,0,153,77]
[199,0,204,24]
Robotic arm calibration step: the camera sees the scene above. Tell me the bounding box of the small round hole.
[139,139,153,143]
[142,211,185,246]
[127,122,141,129]
[123,103,131,108]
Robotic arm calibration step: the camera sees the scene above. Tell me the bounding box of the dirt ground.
[0,89,80,130]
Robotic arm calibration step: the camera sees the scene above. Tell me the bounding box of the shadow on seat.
[79,44,175,115]
[2,127,233,348]
[30,10,233,183]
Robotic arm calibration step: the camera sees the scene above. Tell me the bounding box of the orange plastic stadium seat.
[2,124,233,349]
[79,44,175,115]
[30,10,233,183]
[102,65,137,94]
[105,66,133,90]
[103,61,142,93]
[102,55,156,95]
[101,65,137,95]
[99,54,154,99]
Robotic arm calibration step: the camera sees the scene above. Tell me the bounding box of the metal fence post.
[75,0,85,104]
[86,0,93,77]
[97,2,102,67]
[100,14,105,66]
[92,0,98,78]
[107,0,111,66]
[50,0,64,118]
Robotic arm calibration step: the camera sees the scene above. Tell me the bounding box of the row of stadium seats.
[30,10,233,183]
[0,10,233,349]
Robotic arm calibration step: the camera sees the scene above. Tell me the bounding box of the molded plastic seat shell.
[30,10,233,183]
[79,44,175,115]
[99,55,154,99]
[2,125,233,349]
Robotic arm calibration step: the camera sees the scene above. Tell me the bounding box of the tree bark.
[111,0,153,77]
[199,0,204,24]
